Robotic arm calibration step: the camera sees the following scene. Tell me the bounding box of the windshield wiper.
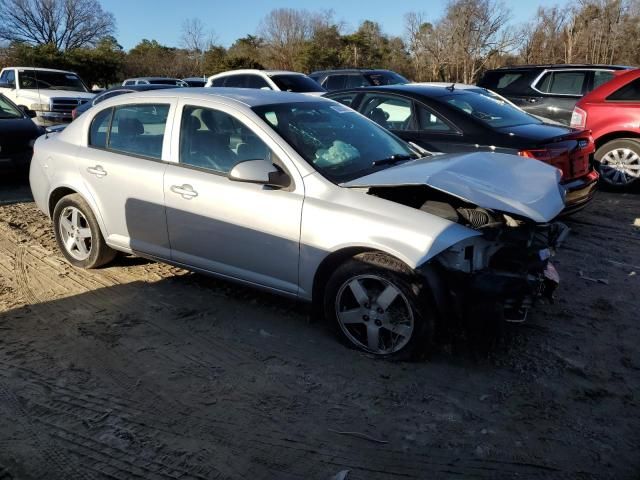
[372,154,416,166]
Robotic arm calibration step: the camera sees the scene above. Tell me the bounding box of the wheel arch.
[595,131,640,151]
[48,186,109,241]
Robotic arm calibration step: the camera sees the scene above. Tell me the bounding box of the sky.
[102,0,569,51]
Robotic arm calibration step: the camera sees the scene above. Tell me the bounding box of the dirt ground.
[0,173,638,480]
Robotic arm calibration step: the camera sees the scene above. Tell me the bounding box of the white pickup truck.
[0,67,94,125]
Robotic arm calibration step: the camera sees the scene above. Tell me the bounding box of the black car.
[477,64,632,125]
[72,84,178,119]
[0,93,44,172]
[326,84,599,213]
[309,69,408,91]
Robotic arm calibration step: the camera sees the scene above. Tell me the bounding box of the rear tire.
[323,252,434,360]
[52,194,116,269]
[594,138,640,191]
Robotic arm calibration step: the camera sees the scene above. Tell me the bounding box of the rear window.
[478,70,534,94]
[364,72,408,86]
[269,74,325,93]
[536,71,586,95]
[441,91,541,128]
[607,77,640,101]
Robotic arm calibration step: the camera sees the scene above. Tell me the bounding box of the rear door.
[79,99,175,257]
[529,70,590,124]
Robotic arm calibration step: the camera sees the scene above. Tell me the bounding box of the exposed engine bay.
[368,185,569,323]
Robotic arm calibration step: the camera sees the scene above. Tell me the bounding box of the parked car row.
[2,60,638,357]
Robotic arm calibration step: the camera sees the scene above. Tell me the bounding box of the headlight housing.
[30,103,50,112]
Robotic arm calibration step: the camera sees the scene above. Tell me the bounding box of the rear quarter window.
[607,78,640,101]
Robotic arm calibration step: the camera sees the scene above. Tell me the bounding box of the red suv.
[571,69,640,190]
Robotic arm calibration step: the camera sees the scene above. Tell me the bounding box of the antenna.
[446,83,455,92]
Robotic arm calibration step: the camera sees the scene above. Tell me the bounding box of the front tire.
[594,138,640,191]
[323,252,434,360]
[52,194,116,268]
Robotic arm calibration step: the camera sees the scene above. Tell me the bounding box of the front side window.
[180,105,272,174]
[223,75,248,88]
[325,75,347,91]
[211,77,226,87]
[17,70,88,92]
[360,94,415,130]
[98,104,170,159]
[345,75,368,89]
[253,101,417,183]
[607,77,640,101]
[246,75,271,89]
[0,94,24,119]
[442,91,541,128]
[536,71,586,95]
[415,104,454,132]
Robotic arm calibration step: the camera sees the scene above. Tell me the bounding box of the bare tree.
[0,0,115,51]
[180,18,217,75]
[258,8,314,69]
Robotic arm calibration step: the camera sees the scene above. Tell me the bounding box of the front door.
[163,103,303,294]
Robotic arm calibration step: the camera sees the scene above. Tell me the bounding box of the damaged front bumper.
[421,221,569,324]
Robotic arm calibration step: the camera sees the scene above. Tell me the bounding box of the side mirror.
[19,106,37,118]
[229,159,290,188]
[0,80,15,89]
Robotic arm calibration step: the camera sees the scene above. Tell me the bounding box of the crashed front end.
[426,206,568,323]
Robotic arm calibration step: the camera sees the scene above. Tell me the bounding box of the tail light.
[518,148,572,179]
[71,108,78,120]
[570,107,587,129]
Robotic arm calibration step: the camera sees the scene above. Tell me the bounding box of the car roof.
[104,84,178,92]
[327,84,474,98]
[310,69,394,75]
[182,77,207,81]
[489,64,633,71]
[12,67,79,74]
[103,87,329,107]
[124,77,183,81]
[210,69,305,78]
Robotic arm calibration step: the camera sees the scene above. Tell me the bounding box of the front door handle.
[527,97,539,103]
[170,184,198,200]
[87,165,107,177]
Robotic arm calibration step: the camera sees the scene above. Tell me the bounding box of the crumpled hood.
[341,152,566,223]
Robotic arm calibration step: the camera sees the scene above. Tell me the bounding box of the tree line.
[1,0,639,88]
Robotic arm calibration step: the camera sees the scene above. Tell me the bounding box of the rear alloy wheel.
[53,194,116,268]
[595,139,640,191]
[324,252,433,359]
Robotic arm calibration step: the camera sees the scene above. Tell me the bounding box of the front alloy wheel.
[335,274,414,354]
[324,252,433,359]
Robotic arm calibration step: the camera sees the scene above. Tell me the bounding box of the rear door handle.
[170,184,198,199]
[87,165,107,177]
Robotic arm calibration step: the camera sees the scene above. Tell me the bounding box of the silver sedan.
[30,88,567,359]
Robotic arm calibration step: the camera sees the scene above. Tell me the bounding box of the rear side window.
[360,94,415,130]
[89,108,113,148]
[345,75,368,88]
[496,73,523,89]
[593,71,615,90]
[246,75,270,89]
[90,104,170,159]
[536,71,586,95]
[325,75,347,90]
[211,77,226,87]
[607,78,640,101]
[223,75,247,88]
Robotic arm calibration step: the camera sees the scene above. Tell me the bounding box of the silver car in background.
[30,88,567,359]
